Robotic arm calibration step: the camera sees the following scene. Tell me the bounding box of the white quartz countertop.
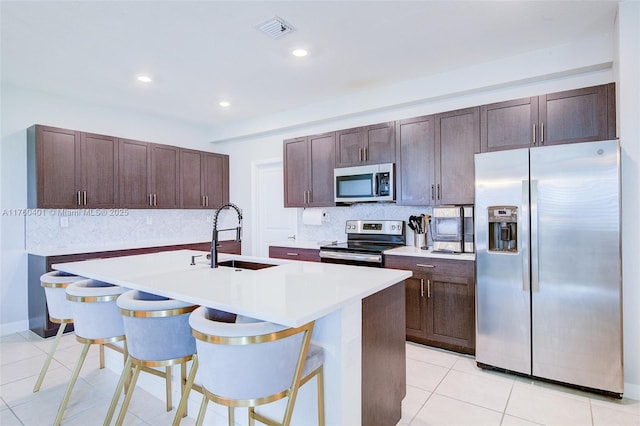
[52,250,412,328]
[385,245,476,261]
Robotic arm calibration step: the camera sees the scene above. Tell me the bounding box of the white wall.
[616,0,640,400]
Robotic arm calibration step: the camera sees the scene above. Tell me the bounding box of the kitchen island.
[53,249,412,425]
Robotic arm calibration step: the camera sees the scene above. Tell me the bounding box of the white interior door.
[252,159,297,257]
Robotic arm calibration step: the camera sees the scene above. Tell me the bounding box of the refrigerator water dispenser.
[488,206,517,252]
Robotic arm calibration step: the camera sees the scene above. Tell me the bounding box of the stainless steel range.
[319,220,405,267]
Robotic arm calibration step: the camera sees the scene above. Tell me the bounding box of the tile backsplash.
[25,208,241,253]
[298,204,434,246]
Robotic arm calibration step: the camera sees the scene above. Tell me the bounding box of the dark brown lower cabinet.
[28,241,240,338]
[268,246,320,262]
[386,255,476,355]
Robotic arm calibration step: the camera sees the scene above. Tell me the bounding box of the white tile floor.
[1,331,639,425]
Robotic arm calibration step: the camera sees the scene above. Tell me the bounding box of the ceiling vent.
[258,16,295,39]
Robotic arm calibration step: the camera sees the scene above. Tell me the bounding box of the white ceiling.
[0,1,619,130]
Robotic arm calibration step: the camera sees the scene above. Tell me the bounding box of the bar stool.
[33,271,85,393]
[54,279,127,426]
[105,290,198,426]
[189,306,325,426]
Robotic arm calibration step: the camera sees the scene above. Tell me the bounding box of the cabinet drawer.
[385,255,474,277]
[269,246,320,262]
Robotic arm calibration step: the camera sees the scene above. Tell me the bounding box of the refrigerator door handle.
[530,179,539,293]
[522,180,531,292]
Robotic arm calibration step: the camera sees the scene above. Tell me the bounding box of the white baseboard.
[0,320,29,337]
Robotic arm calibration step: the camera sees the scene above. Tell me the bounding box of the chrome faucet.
[211,203,243,268]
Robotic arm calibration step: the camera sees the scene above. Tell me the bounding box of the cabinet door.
[180,149,204,209]
[34,126,80,208]
[539,85,610,146]
[396,115,435,205]
[80,132,118,208]
[364,122,395,164]
[308,132,335,206]
[405,275,428,339]
[119,139,152,208]
[480,97,538,152]
[436,107,480,205]
[151,144,180,208]
[335,127,363,167]
[425,274,475,354]
[283,137,309,207]
[203,152,229,209]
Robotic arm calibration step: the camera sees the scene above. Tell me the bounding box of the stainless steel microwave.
[334,163,395,203]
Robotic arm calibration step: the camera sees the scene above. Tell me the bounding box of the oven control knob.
[391,225,396,230]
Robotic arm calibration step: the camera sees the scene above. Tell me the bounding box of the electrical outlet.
[146,216,152,225]
[60,217,69,228]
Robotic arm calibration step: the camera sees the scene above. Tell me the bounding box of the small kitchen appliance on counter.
[431,205,474,254]
[319,220,405,267]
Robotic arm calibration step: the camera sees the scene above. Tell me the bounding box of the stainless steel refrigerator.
[474,140,623,397]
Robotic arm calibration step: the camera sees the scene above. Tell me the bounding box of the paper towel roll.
[302,208,327,226]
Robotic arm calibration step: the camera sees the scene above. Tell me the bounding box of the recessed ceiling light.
[219,101,231,108]
[292,48,308,57]
[137,75,152,83]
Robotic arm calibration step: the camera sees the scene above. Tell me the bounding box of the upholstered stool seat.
[33,271,85,393]
[189,306,325,426]
[53,279,127,426]
[104,290,198,426]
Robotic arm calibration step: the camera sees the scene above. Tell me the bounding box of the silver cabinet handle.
[359,148,363,162]
[148,194,152,206]
[288,235,296,240]
[286,252,299,256]
[420,279,424,297]
[83,191,87,206]
[532,124,537,144]
[77,191,82,206]
[202,195,205,207]
[416,263,435,268]
[364,147,368,161]
[154,194,157,206]
[431,184,435,201]
[206,195,209,207]
[427,279,431,298]
[540,122,544,144]
[437,184,441,200]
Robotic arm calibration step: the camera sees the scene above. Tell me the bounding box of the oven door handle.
[319,251,383,264]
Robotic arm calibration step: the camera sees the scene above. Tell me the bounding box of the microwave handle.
[373,173,379,196]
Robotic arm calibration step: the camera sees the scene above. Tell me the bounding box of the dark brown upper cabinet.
[396,115,436,206]
[284,132,336,207]
[435,107,480,205]
[481,83,616,152]
[118,138,153,209]
[27,125,118,209]
[149,144,180,208]
[396,107,479,206]
[180,149,229,209]
[30,125,227,210]
[335,122,395,167]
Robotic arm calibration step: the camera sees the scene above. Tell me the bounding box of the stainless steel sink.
[217,260,276,270]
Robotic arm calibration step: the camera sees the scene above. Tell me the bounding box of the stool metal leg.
[100,343,105,368]
[104,355,133,426]
[165,365,172,411]
[33,322,68,392]
[115,363,142,426]
[195,394,208,426]
[172,355,198,426]
[53,341,91,426]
